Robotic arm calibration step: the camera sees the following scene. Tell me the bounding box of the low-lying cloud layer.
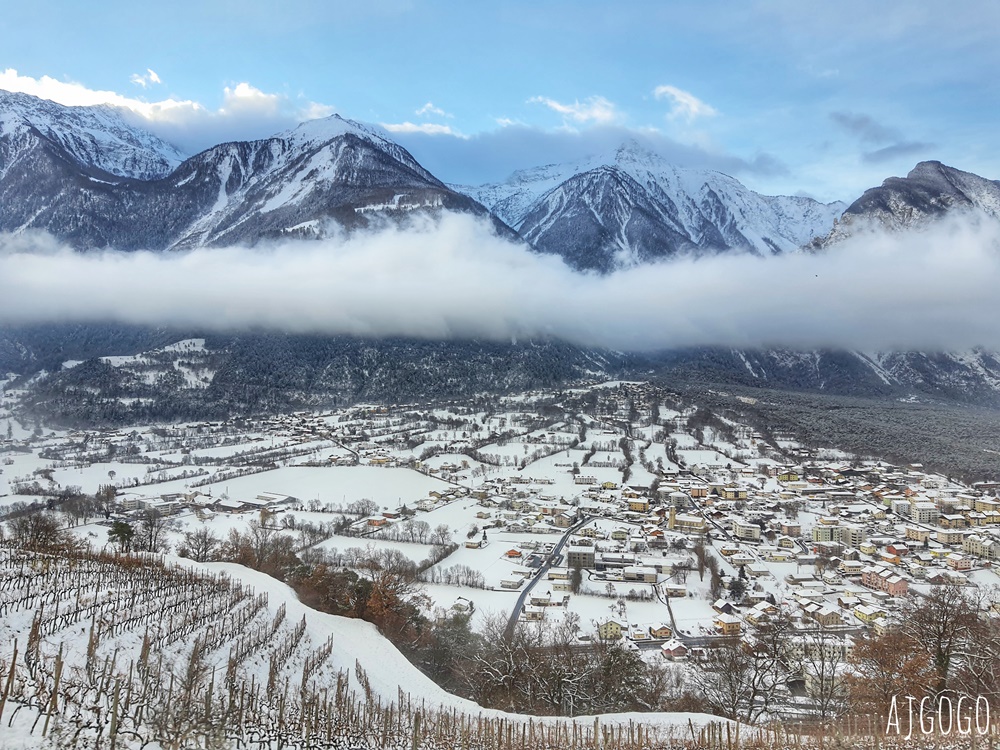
[1,212,999,353]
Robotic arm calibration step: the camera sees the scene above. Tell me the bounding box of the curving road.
[502,515,593,640]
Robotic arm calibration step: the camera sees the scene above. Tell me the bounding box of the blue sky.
[1,0,998,202]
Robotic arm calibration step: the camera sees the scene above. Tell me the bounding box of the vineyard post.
[109,676,120,750]
[41,643,64,737]
[0,640,18,727]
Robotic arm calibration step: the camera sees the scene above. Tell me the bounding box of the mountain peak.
[906,160,946,179]
[0,88,186,179]
[283,113,375,146]
[0,92,493,250]
[460,145,845,272]
[814,161,1000,248]
[611,138,654,163]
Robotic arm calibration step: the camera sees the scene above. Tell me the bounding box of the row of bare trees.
[463,614,672,717]
[687,584,1000,726]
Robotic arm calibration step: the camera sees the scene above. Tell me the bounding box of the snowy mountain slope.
[816,160,1000,246]
[648,346,1000,406]
[7,330,626,426]
[0,92,507,250]
[163,116,480,249]
[0,89,185,179]
[516,166,698,272]
[456,142,846,272]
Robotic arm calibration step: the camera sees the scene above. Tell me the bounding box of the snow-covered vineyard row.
[0,544,996,748]
[0,543,740,750]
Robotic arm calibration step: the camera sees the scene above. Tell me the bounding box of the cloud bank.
[390,124,788,186]
[829,110,935,167]
[1,212,998,352]
[0,69,334,155]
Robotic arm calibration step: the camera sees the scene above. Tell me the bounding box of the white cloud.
[129,69,162,88]
[653,84,718,122]
[528,95,621,125]
[2,212,1000,352]
[380,121,462,136]
[0,68,335,154]
[220,82,282,116]
[0,67,200,115]
[300,100,337,121]
[415,101,451,118]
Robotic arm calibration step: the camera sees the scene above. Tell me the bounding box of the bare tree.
[61,494,98,527]
[137,508,176,553]
[845,629,933,718]
[902,583,981,696]
[180,526,221,562]
[693,541,707,581]
[6,511,68,549]
[430,523,452,546]
[795,627,850,721]
[689,612,793,723]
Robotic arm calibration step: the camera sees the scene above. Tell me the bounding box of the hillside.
[0,543,731,749]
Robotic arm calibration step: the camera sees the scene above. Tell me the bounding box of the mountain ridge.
[813,160,1000,248]
[0,92,505,250]
[5,91,1000,417]
[455,141,846,272]
[0,89,185,180]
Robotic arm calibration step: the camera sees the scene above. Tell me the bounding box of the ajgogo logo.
[886,695,992,739]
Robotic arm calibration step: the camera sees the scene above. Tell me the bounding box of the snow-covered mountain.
[150,116,502,250]
[456,142,846,272]
[6,90,1000,412]
[815,160,1000,247]
[0,89,185,179]
[0,91,505,250]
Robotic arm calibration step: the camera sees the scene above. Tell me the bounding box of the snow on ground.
[677,448,733,466]
[51,461,153,494]
[198,466,452,509]
[420,582,521,630]
[641,443,682,473]
[194,560,733,733]
[668,596,719,636]
[428,536,536,589]
[670,431,698,448]
[162,338,206,353]
[311,534,437,564]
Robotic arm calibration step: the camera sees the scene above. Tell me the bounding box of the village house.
[713,613,742,636]
[598,619,624,640]
[522,605,545,621]
[732,517,762,542]
[623,565,657,583]
[937,529,966,546]
[861,565,909,596]
[648,623,672,639]
[566,548,596,569]
[663,583,688,598]
[945,553,973,571]
[660,639,688,660]
[627,497,651,513]
[838,559,865,576]
[854,604,887,624]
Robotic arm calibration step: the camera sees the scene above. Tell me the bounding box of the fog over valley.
[2,211,999,352]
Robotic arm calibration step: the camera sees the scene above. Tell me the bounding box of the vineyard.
[0,543,737,749]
